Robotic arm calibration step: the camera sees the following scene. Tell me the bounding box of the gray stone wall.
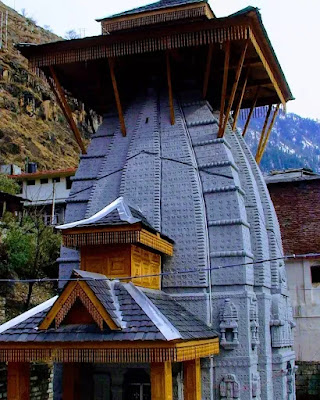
[296,361,320,400]
[0,363,53,400]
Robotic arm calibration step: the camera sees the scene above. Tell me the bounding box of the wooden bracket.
[242,85,260,137]
[255,104,280,164]
[202,44,214,99]
[218,41,230,138]
[47,66,87,154]
[166,52,175,125]
[232,67,250,131]
[219,41,248,137]
[108,58,126,136]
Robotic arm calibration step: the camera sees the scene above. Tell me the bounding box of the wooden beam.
[108,58,126,136]
[220,41,248,136]
[47,67,87,154]
[242,86,260,137]
[151,362,173,400]
[166,52,175,125]
[7,362,30,400]
[218,41,230,138]
[255,104,272,158]
[202,44,214,98]
[249,30,287,110]
[232,67,250,131]
[63,363,81,400]
[256,104,280,164]
[184,359,201,400]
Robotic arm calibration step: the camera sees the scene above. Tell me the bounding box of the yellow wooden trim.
[249,30,286,110]
[39,281,120,331]
[78,281,120,330]
[139,229,174,256]
[255,104,272,160]
[39,281,77,330]
[256,104,280,164]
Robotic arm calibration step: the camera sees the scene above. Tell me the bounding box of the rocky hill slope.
[0,1,92,170]
[240,113,320,173]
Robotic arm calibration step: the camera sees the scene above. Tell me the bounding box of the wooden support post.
[151,361,173,400]
[62,363,81,400]
[242,86,260,137]
[202,44,214,98]
[7,362,30,400]
[256,104,280,164]
[232,67,250,131]
[220,41,248,137]
[255,104,272,159]
[166,52,175,125]
[184,359,201,400]
[108,58,126,136]
[218,41,230,138]
[47,67,87,154]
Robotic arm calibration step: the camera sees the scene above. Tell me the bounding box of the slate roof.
[97,0,207,21]
[0,270,218,343]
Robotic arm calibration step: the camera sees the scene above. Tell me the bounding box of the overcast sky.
[3,0,320,120]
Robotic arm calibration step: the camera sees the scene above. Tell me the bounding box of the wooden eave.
[17,9,292,112]
[0,337,219,363]
[61,223,174,256]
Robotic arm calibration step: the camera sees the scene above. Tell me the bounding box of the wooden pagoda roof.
[17,6,293,116]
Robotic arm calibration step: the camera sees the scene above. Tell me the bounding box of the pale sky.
[3,0,320,120]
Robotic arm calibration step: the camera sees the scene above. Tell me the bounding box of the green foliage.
[0,212,61,307]
[0,174,20,195]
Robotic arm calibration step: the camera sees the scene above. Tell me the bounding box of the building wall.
[22,176,71,205]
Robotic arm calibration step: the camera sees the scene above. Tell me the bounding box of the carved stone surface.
[60,89,295,399]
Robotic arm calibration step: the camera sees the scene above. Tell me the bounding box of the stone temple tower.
[0,1,295,399]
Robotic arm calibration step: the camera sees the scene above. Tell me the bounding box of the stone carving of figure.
[219,299,239,350]
[220,374,240,399]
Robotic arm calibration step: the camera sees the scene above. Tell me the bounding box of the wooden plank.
[151,362,173,400]
[242,86,260,137]
[166,52,175,125]
[232,67,250,131]
[218,41,230,138]
[255,104,272,159]
[184,359,201,400]
[48,67,87,154]
[108,58,126,136]
[7,362,30,400]
[220,41,248,136]
[202,44,214,98]
[256,104,280,164]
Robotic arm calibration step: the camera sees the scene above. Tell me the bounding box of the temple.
[0,1,296,399]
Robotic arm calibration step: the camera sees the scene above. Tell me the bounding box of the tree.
[0,211,61,309]
[65,30,80,40]
[0,174,20,195]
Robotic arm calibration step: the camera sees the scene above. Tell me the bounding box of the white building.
[11,168,76,225]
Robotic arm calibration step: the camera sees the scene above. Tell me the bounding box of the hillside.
[0,1,92,170]
[240,113,320,173]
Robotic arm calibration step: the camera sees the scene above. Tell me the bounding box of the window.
[40,178,48,184]
[311,266,320,285]
[27,180,35,186]
[66,176,72,190]
[52,177,60,183]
